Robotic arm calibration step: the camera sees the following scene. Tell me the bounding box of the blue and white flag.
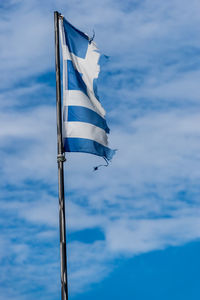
[59,17,115,161]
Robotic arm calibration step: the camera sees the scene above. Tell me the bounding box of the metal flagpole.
[54,11,68,300]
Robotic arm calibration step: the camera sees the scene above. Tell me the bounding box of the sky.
[1,0,200,299]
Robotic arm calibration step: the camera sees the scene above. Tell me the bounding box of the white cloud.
[106,216,200,254]
[1,100,200,294]
[1,0,200,297]
[68,241,113,294]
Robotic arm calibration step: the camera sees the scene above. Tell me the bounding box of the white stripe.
[59,19,70,58]
[63,90,105,118]
[63,122,108,147]
[69,45,106,117]
[59,18,106,117]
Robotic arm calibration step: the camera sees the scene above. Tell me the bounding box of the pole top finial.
[54,11,61,16]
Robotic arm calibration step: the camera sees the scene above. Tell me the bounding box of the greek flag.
[59,17,115,161]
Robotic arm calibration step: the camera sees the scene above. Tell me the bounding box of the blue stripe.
[66,60,88,96]
[64,106,110,133]
[63,18,89,59]
[64,138,116,161]
[93,78,100,101]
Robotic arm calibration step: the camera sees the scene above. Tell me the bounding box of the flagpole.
[54,11,68,300]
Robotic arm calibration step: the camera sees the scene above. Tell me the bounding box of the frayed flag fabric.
[59,17,115,161]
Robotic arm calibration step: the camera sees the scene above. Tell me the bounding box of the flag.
[59,17,115,161]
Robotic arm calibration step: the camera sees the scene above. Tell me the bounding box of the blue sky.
[1,0,200,299]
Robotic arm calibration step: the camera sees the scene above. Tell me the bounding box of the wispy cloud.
[1,0,200,298]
